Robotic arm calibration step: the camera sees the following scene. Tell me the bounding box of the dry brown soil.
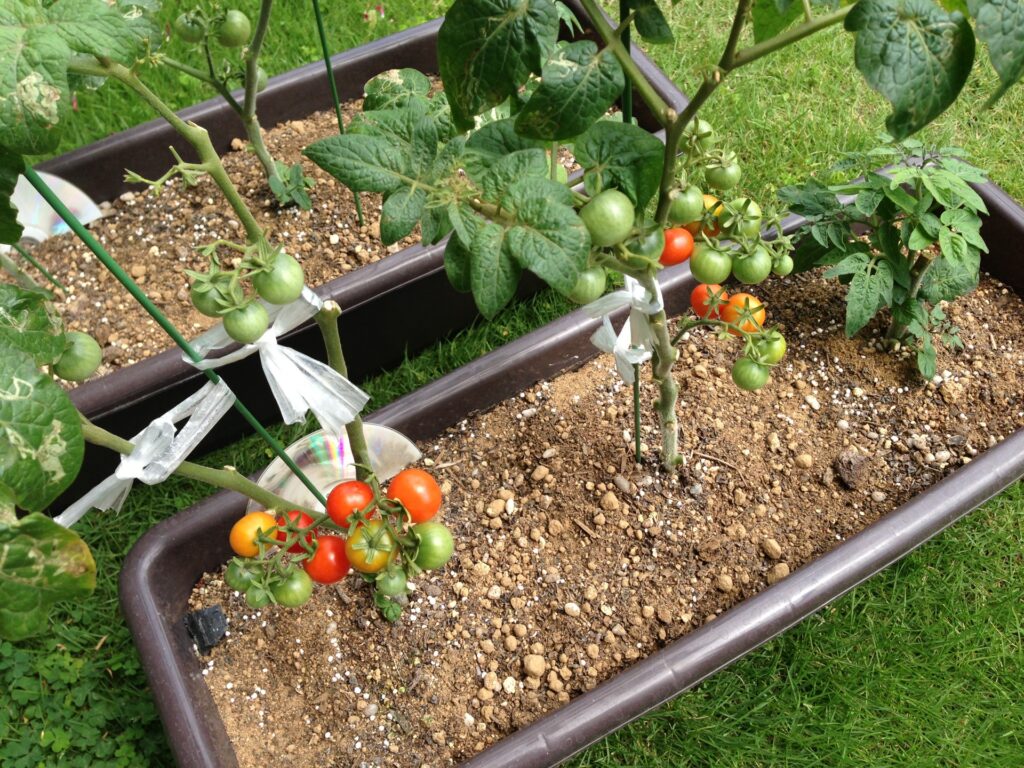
[191,269,1024,768]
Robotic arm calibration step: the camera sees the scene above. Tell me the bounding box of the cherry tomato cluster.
[187,241,306,344]
[225,467,455,617]
[173,9,252,49]
[687,283,787,391]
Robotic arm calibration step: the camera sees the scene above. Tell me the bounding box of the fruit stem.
[313,301,373,481]
[78,416,317,515]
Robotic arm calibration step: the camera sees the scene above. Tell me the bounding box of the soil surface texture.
[191,269,1024,767]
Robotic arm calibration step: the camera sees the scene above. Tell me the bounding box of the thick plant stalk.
[239,0,284,190]
[80,418,317,515]
[637,272,682,469]
[314,301,373,479]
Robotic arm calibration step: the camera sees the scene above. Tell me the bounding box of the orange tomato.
[683,194,724,238]
[229,511,277,557]
[720,293,766,336]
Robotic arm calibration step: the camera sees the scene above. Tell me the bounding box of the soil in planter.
[190,269,1024,767]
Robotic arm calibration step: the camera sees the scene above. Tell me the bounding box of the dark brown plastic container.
[48,4,687,511]
[120,180,1024,767]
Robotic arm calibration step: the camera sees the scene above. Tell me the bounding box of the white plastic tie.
[56,380,235,527]
[582,275,665,385]
[186,287,369,439]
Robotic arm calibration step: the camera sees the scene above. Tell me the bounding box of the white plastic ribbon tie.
[582,275,665,385]
[186,287,370,439]
[56,379,235,527]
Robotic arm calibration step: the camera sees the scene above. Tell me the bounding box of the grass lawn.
[4,1,1023,765]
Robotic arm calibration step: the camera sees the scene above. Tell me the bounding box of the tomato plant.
[252,252,305,305]
[721,293,767,336]
[216,9,251,48]
[660,228,694,266]
[731,358,771,391]
[753,330,787,364]
[303,535,350,584]
[567,266,608,304]
[387,468,442,523]
[731,244,772,285]
[275,510,316,553]
[345,520,395,574]
[53,331,102,382]
[271,567,314,607]
[690,284,729,319]
[667,186,705,226]
[327,480,375,527]
[689,243,733,285]
[412,522,455,570]
[229,511,277,557]
[225,560,257,592]
[173,13,206,44]
[580,189,635,248]
[224,302,270,344]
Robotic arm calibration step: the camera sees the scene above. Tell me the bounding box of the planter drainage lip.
[52,0,684,512]
[121,179,1024,768]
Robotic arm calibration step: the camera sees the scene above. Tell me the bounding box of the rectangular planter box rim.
[120,177,1024,768]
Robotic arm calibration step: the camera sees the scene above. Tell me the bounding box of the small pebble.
[795,454,814,469]
[767,563,790,585]
[564,602,581,618]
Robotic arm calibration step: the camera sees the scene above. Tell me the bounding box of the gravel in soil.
[190,269,1024,767]
[12,98,415,376]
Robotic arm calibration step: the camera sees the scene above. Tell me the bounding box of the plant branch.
[79,417,315,515]
[576,0,670,127]
[635,271,682,470]
[314,301,373,481]
[730,6,852,69]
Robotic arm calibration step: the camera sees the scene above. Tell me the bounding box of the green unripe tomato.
[566,266,607,304]
[705,161,742,191]
[731,244,773,285]
[174,13,206,43]
[412,522,455,571]
[689,243,733,285]
[753,330,787,365]
[224,302,270,344]
[626,224,666,260]
[217,9,251,47]
[731,358,771,391]
[53,331,102,381]
[225,560,257,592]
[773,254,794,276]
[190,280,231,317]
[579,189,635,248]
[271,568,314,608]
[723,198,763,239]
[375,569,408,597]
[667,185,705,226]
[245,585,272,609]
[252,252,305,305]
[683,118,716,151]
[254,66,268,93]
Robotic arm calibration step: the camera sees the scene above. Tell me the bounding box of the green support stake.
[620,0,633,125]
[310,0,365,227]
[23,165,329,508]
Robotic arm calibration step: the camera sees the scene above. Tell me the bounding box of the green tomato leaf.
[421,202,453,246]
[443,234,473,292]
[303,134,409,195]
[0,513,96,642]
[921,248,979,301]
[363,68,432,111]
[854,188,885,217]
[0,485,15,525]
[464,118,547,181]
[516,41,625,141]
[752,0,803,42]
[504,179,589,295]
[438,0,560,131]
[575,120,664,209]
[940,207,988,251]
[46,0,148,64]
[0,344,83,512]
[971,0,1024,104]
[470,221,522,318]
[349,100,430,147]
[841,257,893,336]
[380,187,427,245]
[478,149,550,203]
[0,284,65,367]
[907,224,936,251]
[844,0,975,138]
[628,0,673,44]
[778,179,843,218]
[1,146,23,245]
[823,250,871,279]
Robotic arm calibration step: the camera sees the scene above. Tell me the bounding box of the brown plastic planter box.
[47,3,687,511]
[120,180,1024,768]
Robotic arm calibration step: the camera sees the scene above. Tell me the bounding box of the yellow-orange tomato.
[720,293,766,336]
[229,511,277,557]
[684,194,724,238]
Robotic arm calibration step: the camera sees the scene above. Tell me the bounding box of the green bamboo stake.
[310,0,365,227]
[619,0,633,125]
[23,166,328,508]
[13,242,67,292]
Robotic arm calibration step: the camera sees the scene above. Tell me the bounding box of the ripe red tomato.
[720,293,766,336]
[303,535,350,584]
[690,284,729,319]
[387,468,442,523]
[276,510,316,553]
[327,480,375,528]
[660,228,694,266]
